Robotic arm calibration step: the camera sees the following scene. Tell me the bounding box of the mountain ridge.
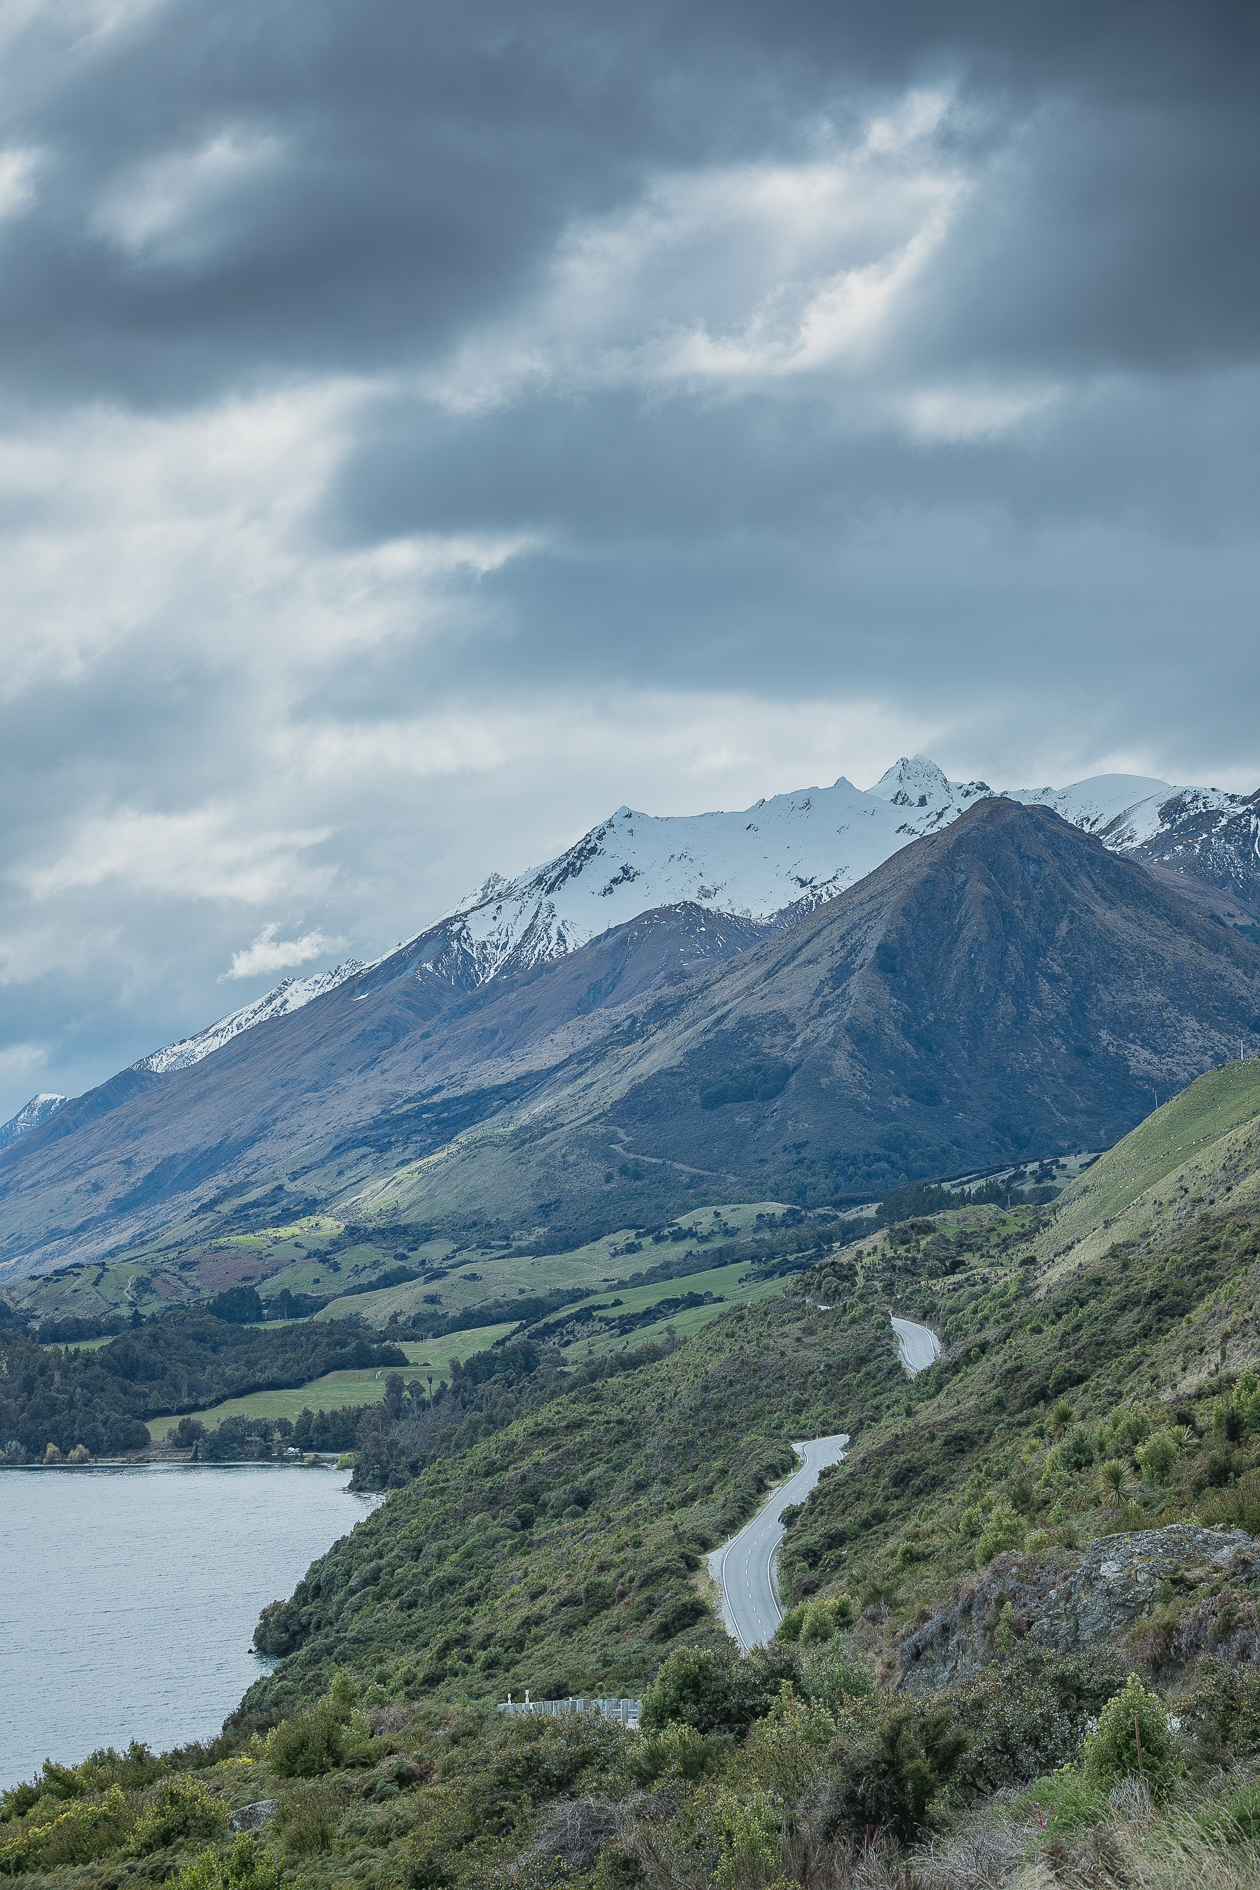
[7,755,1254,1158]
[2,799,1257,1284]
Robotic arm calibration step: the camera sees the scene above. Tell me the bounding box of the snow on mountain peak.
[0,1092,69,1151]
[134,960,365,1076]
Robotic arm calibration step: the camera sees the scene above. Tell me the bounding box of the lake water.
[0,1465,382,1790]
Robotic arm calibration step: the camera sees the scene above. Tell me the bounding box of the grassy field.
[10,1196,792,1330]
[556,1257,792,1364]
[145,1324,517,1440]
[1034,1057,1260,1283]
[311,1199,792,1329]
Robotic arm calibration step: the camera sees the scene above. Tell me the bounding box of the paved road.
[707,1317,941,1650]
[891,1315,941,1375]
[707,1435,849,1649]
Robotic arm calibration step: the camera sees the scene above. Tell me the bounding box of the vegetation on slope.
[11,1065,1260,1888]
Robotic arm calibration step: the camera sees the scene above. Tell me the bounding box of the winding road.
[707,1314,941,1649]
[891,1315,941,1375]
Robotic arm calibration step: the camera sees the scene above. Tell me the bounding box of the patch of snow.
[134,962,364,1074]
[0,1093,69,1151]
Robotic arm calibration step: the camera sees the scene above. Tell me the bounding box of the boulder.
[899,1525,1256,1693]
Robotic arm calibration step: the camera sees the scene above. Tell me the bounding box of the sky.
[0,0,1257,1118]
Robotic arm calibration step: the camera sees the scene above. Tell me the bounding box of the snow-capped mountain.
[0,1093,68,1152]
[402,756,1259,990]
[89,754,1260,1093]
[133,963,365,1075]
[419,759,996,988]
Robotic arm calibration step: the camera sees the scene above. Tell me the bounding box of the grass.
[145,1325,518,1440]
[1042,1058,1260,1271]
[311,1200,792,1330]
[557,1259,791,1364]
[10,1197,793,1334]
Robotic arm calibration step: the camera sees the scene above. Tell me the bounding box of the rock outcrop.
[899,1525,1256,1693]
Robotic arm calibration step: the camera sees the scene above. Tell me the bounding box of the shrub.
[1098,1458,1132,1502]
[1082,1675,1177,1797]
[823,1698,970,1842]
[0,1788,133,1873]
[1022,1767,1110,1840]
[128,1777,229,1855]
[1060,1427,1096,1472]
[1200,1468,1260,1536]
[640,1644,798,1736]
[776,1595,853,1644]
[172,1835,285,1890]
[709,1785,780,1889]
[267,1701,351,1779]
[974,1504,1024,1568]
[276,1783,341,1857]
[944,1651,1127,1799]
[1136,1431,1179,1485]
[797,1640,875,1713]
[626,1721,724,1786]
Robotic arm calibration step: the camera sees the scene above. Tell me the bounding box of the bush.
[128,1777,229,1855]
[776,1595,854,1644]
[822,1698,970,1841]
[944,1651,1127,1799]
[1060,1427,1096,1471]
[172,1835,285,1890]
[640,1644,799,1737]
[797,1640,874,1713]
[626,1721,724,1786]
[268,1700,352,1779]
[0,1787,132,1873]
[974,1504,1024,1568]
[1136,1431,1179,1485]
[1083,1675,1177,1797]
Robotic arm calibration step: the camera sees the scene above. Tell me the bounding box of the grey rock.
[230,1800,279,1833]
[900,1552,1068,1693]
[1030,1525,1255,1656]
[899,1525,1256,1693]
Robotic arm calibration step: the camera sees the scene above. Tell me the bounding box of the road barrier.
[498,1695,641,1726]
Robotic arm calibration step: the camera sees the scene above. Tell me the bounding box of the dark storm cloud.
[0,0,1257,1119]
[0,0,1256,402]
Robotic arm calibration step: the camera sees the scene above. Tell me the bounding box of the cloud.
[0,0,1257,1122]
[0,1042,49,1087]
[0,149,38,222]
[22,808,336,906]
[223,923,342,981]
[94,130,285,265]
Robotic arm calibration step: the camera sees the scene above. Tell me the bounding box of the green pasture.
[558,1258,790,1364]
[1049,1059,1260,1255]
[145,1323,517,1440]
[314,1199,793,1329]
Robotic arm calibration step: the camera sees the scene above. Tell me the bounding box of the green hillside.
[9,1063,1260,1889]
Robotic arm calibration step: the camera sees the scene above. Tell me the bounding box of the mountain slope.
[0,904,763,1279]
[377,758,1260,998]
[2,803,1257,1283]
[0,1094,67,1151]
[349,798,1260,1240]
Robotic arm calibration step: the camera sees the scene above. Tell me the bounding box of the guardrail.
[498,1695,641,1726]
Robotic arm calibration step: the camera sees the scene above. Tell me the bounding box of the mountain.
[2,800,1257,1283]
[0,1093,68,1152]
[132,962,366,1074]
[378,758,1260,998]
[345,796,1260,1243]
[96,758,1259,1089]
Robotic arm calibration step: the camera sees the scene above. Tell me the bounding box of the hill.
[9,1063,1260,1886]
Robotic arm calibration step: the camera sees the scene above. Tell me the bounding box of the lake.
[0,1465,382,1790]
